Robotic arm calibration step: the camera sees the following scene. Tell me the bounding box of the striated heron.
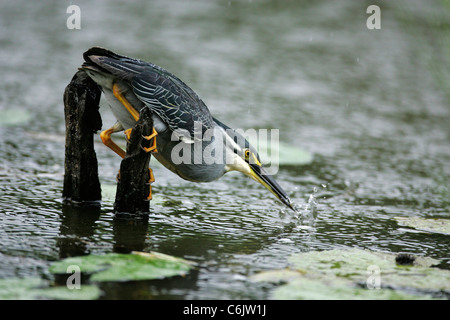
[80,47,295,211]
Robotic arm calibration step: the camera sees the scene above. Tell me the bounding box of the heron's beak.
[248,163,296,212]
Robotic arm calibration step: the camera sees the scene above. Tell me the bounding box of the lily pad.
[275,141,313,165]
[251,248,449,299]
[0,277,101,300]
[394,217,450,235]
[250,269,306,284]
[272,278,433,300]
[288,248,440,275]
[0,109,32,126]
[49,251,195,282]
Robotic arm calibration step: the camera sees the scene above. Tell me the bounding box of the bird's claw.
[142,127,158,153]
[124,128,133,141]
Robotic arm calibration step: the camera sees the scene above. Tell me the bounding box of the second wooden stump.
[114,107,154,217]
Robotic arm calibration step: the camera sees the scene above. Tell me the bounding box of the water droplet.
[278,238,294,244]
[233,274,247,281]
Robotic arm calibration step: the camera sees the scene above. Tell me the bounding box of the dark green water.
[0,0,448,299]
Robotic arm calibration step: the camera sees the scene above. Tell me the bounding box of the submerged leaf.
[247,136,313,166]
[0,109,32,126]
[276,141,313,165]
[272,278,433,300]
[394,217,450,235]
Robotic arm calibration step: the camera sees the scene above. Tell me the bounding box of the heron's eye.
[244,149,250,161]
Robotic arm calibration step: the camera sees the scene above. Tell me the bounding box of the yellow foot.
[142,127,158,153]
[147,168,155,200]
[100,125,126,159]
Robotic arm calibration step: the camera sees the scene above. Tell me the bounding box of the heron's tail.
[81,46,147,80]
[83,47,125,63]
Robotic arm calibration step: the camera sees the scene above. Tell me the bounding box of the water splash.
[281,186,322,226]
[300,191,318,225]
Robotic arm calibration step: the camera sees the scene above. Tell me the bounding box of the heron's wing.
[132,70,214,141]
[83,48,214,141]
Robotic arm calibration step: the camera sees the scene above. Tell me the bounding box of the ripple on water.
[0,0,449,299]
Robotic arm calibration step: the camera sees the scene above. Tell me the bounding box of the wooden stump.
[114,107,154,217]
[63,71,102,203]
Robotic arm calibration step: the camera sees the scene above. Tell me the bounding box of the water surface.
[0,0,449,299]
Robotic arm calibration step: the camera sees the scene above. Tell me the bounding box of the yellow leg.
[147,168,155,200]
[113,83,157,153]
[111,83,157,198]
[113,83,140,121]
[100,125,126,159]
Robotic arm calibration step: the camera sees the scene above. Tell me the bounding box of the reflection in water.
[112,215,149,253]
[58,204,101,258]
[59,203,152,256]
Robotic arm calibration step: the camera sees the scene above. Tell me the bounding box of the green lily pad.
[0,277,45,300]
[276,141,313,165]
[35,284,101,300]
[0,277,101,300]
[288,248,439,275]
[247,136,313,166]
[251,248,449,299]
[394,217,450,235]
[0,109,32,126]
[50,251,195,282]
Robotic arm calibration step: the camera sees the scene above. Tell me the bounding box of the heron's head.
[223,127,296,212]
